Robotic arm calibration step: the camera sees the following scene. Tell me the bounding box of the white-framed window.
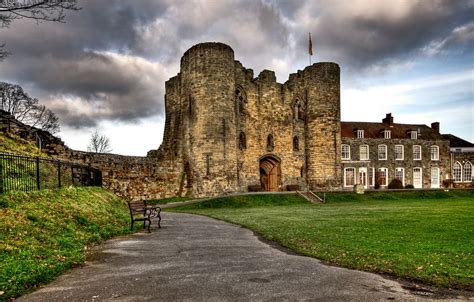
[413,145,421,160]
[431,167,440,188]
[341,144,350,160]
[384,130,391,139]
[395,168,405,187]
[357,130,364,139]
[463,161,472,182]
[368,167,375,187]
[411,131,418,140]
[413,167,423,188]
[358,167,368,188]
[395,145,404,160]
[453,162,462,182]
[360,145,369,160]
[430,146,439,160]
[378,144,387,160]
[377,168,388,186]
[344,167,356,187]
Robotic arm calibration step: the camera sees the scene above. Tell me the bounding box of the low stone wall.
[1,110,182,200]
[60,151,182,200]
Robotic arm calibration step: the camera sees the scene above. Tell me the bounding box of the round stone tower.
[179,42,238,196]
[303,62,342,189]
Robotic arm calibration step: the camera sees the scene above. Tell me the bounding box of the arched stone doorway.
[259,155,281,191]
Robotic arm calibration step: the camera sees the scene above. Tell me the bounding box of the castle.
[1,42,472,199]
[147,42,342,196]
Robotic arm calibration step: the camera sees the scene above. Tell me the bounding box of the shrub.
[388,178,404,189]
[405,184,414,189]
[248,185,262,192]
[442,179,454,188]
[286,184,300,191]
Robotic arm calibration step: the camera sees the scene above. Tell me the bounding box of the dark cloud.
[295,0,474,72]
[0,0,472,130]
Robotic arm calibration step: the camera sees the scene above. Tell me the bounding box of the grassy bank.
[170,190,474,290]
[0,187,131,301]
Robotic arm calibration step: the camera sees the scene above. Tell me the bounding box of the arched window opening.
[293,99,304,121]
[463,161,472,182]
[239,132,246,150]
[236,87,246,115]
[267,134,274,152]
[293,136,299,151]
[453,162,462,182]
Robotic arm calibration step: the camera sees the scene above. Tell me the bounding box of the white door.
[359,168,367,189]
[431,167,440,188]
[413,168,423,188]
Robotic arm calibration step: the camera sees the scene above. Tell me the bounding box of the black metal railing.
[0,152,102,194]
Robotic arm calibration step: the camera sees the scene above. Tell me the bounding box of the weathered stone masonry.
[2,42,471,200]
[148,42,342,196]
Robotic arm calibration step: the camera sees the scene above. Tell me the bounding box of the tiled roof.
[341,121,445,140]
[441,134,474,147]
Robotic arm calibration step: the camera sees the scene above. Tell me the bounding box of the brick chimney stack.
[431,122,440,133]
[382,113,394,127]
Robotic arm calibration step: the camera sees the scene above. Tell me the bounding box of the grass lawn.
[169,190,474,290]
[0,187,132,301]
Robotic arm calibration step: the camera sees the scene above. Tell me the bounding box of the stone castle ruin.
[147,42,342,196]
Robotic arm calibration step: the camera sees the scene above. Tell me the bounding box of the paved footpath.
[20,213,468,301]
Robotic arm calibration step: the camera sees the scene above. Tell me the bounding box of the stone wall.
[341,137,450,189]
[1,109,180,200]
[150,42,342,196]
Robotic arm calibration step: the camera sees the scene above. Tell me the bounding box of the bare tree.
[0,0,80,60]
[87,129,112,153]
[1,81,60,133]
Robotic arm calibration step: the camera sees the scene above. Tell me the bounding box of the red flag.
[308,32,313,56]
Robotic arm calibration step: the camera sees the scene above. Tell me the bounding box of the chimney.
[431,122,440,133]
[382,113,393,127]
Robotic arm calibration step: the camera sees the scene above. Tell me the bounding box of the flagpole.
[308,32,313,66]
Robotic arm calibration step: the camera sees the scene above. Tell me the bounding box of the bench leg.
[157,212,161,228]
[147,218,151,232]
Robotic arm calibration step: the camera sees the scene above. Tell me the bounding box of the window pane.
[413,145,421,160]
[453,162,462,182]
[463,162,472,182]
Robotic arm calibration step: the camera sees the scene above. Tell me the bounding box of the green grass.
[169,190,474,290]
[0,132,47,156]
[0,187,133,301]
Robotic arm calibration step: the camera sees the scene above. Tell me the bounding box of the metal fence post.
[36,157,40,190]
[0,155,3,194]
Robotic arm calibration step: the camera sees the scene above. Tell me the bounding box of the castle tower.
[179,42,238,196]
[303,63,342,189]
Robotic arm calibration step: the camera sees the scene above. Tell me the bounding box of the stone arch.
[259,154,282,192]
[292,97,305,121]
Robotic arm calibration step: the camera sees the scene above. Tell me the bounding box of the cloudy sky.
[1,0,473,155]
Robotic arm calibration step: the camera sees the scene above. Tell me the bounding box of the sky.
[0,0,473,156]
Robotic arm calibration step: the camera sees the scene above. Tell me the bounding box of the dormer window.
[384,130,391,139]
[411,131,417,140]
[357,130,364,139]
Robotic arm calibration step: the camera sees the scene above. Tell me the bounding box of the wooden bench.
[127,200,162,232]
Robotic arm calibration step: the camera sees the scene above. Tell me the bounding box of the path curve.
[21,213,436,301]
